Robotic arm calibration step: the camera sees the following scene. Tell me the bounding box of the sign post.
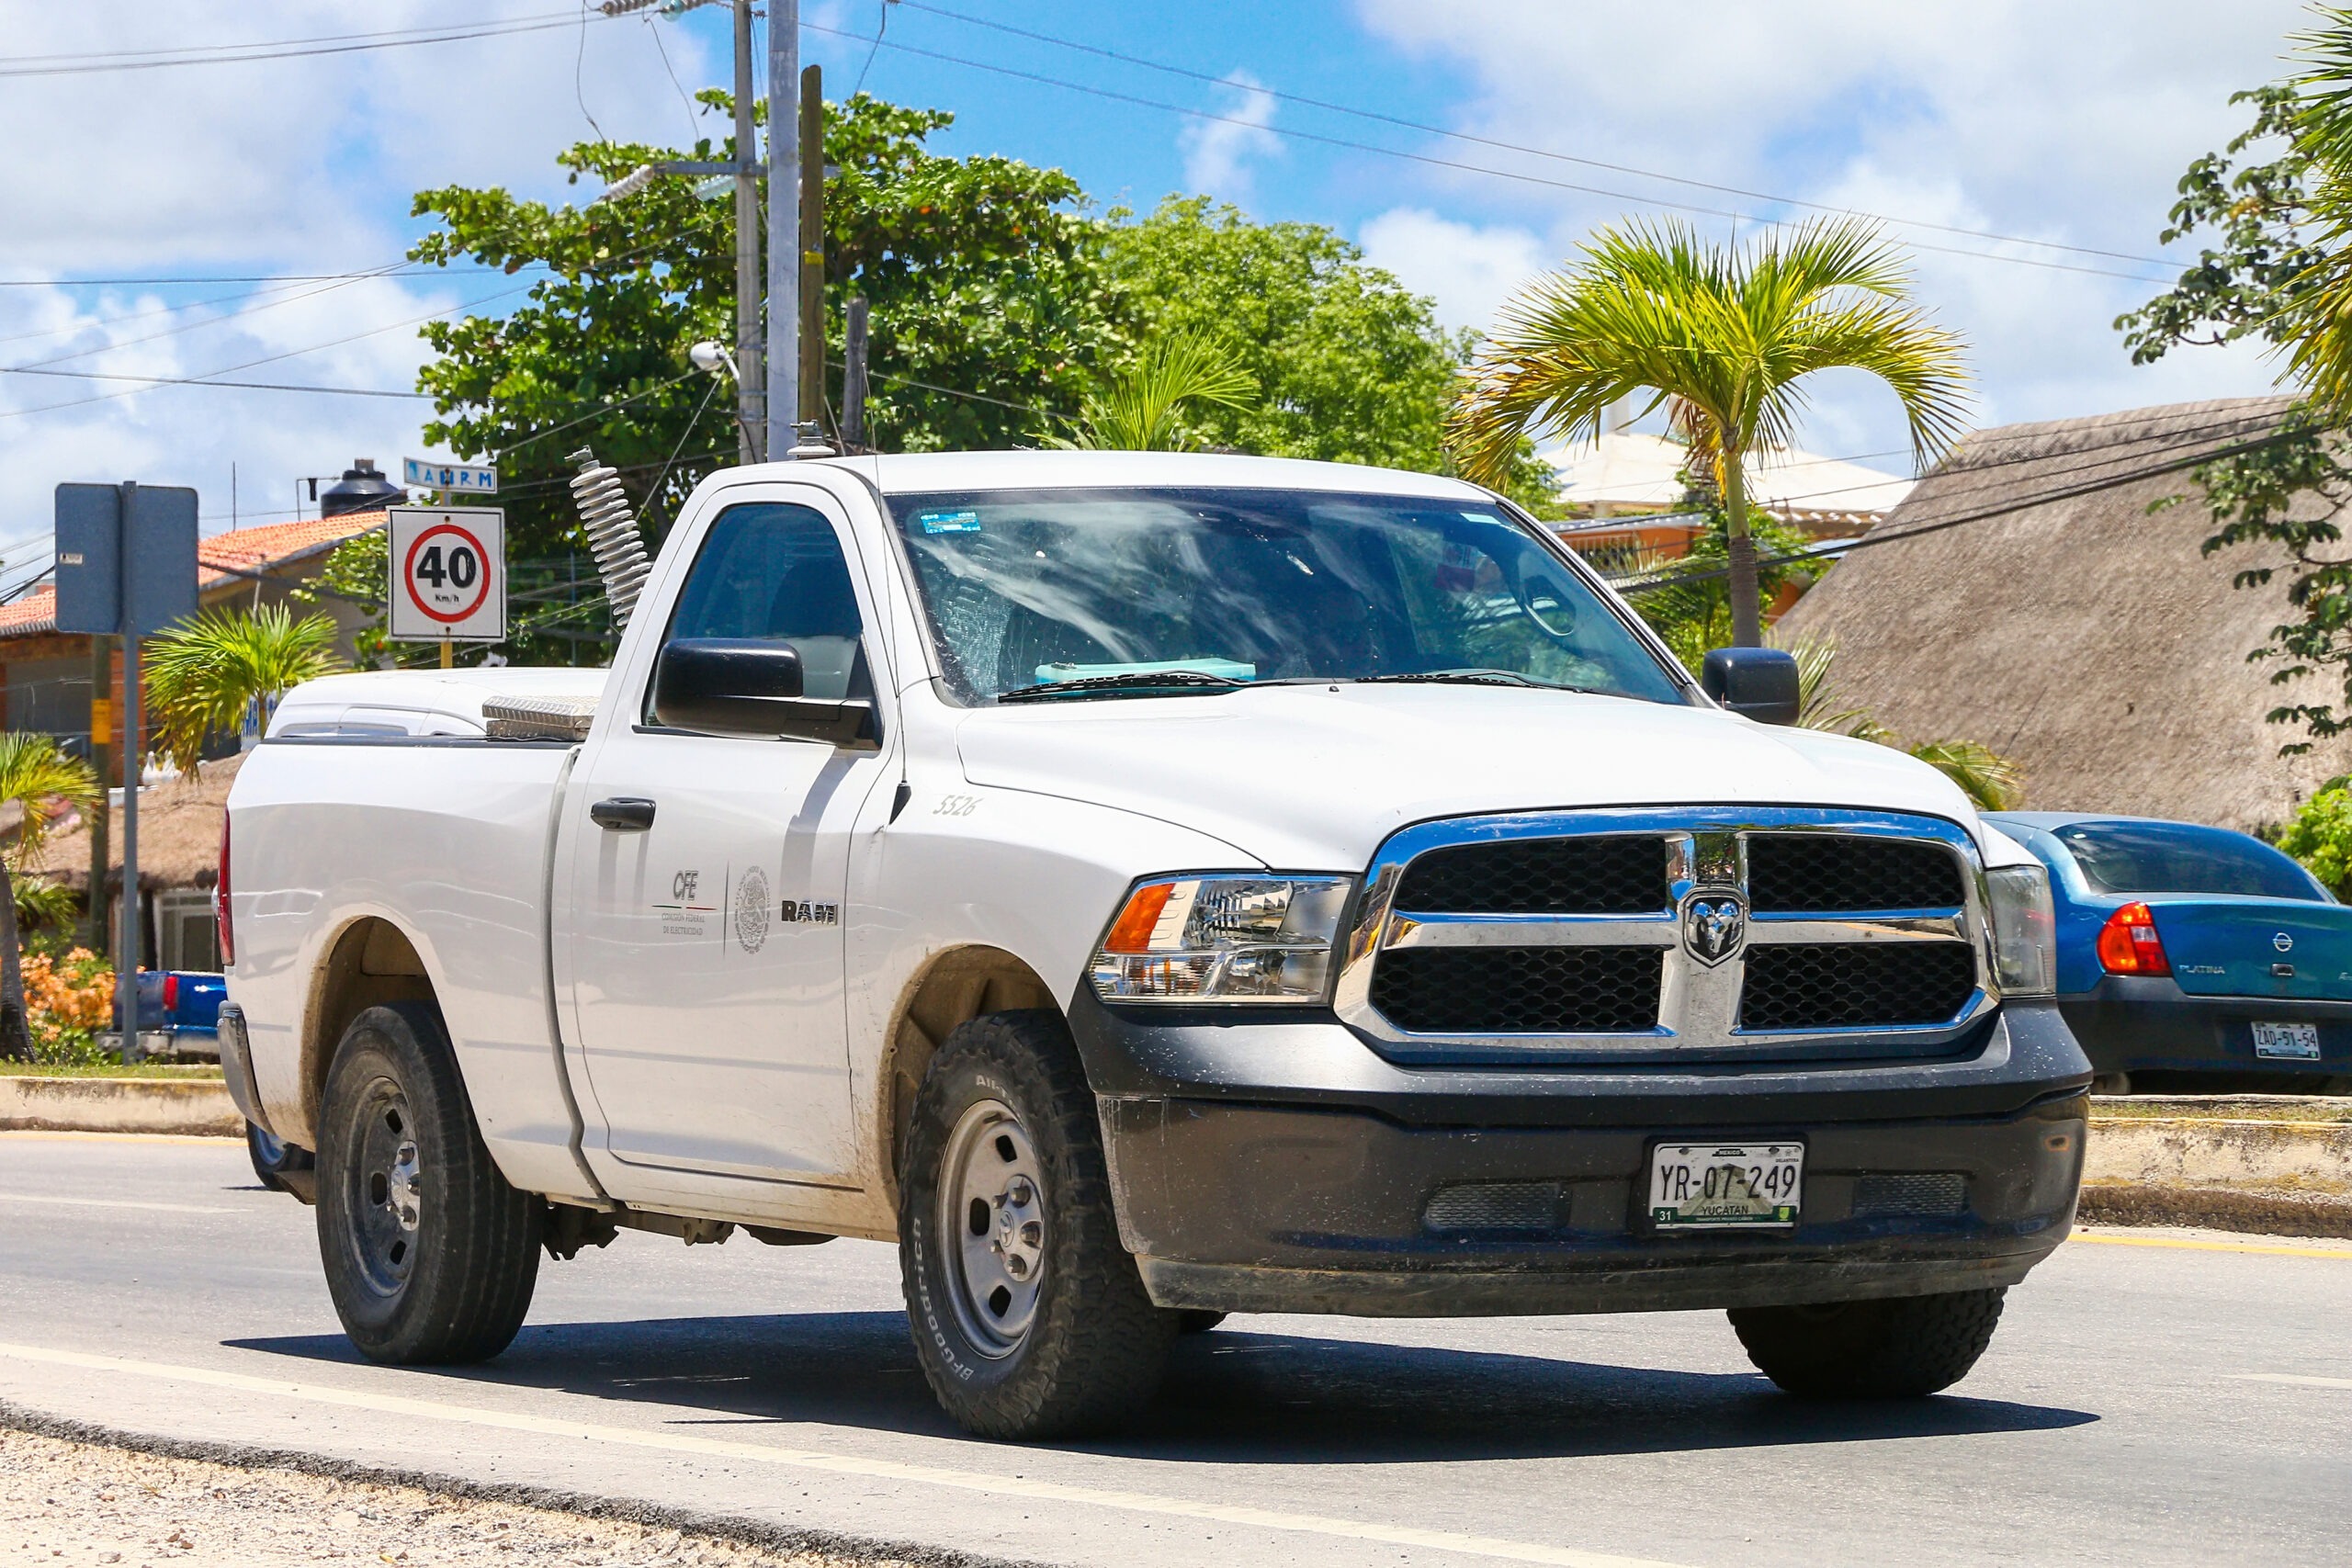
[54,481,198,1060]
[387,506,505,669]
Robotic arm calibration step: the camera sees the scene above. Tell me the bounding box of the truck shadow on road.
[228,1310,2096,1463]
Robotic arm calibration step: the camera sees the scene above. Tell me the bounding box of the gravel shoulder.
[0,1425,909,1568]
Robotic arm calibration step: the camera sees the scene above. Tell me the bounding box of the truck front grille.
[1738,942,1978,1030]
[1390,834,1668,915]
[1747,832,1965,912]
[1370,946,1663,1033]
[1349,813,1991,1050]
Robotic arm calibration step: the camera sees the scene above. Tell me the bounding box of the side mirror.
[1701,647,1801,726]
[651,638,874,746]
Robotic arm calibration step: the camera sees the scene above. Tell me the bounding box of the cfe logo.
[673,870,701,903]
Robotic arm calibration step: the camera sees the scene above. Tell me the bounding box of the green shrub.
[2277,783,2352,897]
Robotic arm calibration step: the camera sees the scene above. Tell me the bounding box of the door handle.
[590,796,656,831]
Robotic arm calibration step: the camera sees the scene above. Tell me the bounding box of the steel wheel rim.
[937,1097,1046,1358]
[343,1075,423,1298]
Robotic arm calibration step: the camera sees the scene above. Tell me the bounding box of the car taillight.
[216,816,233,969]
[162,974,179,1012]
[2097,901,2169,976]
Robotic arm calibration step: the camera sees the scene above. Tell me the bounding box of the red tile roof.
[0,510,386,641]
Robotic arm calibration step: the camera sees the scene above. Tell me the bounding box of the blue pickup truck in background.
[130,970,226,1049]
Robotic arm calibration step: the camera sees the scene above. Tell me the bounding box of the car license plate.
[1648,1142,1804,1229]
[2253,1021,2322,1061]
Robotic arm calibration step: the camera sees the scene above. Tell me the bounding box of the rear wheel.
[315,1002,540,1364]
[899,1010,1176,1438]
[1730,1287,2006,1398]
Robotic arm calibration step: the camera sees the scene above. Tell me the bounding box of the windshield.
[2049,820,2325,901]
[885,487,1688,705]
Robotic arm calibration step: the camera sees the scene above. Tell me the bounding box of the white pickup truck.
[220,450,2090,1438]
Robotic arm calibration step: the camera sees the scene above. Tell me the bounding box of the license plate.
[2253,1021,2322,1061]
[1648,1142,1804,1229]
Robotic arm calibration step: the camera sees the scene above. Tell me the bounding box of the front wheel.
[315,1002,541,1364]
[1730,1287,2007,1398]
[899,1010,1176,1438]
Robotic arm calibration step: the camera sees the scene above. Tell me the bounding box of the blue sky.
[0,0,2320,580]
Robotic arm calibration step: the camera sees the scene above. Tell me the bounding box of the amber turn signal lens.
[1102,882,1177,954]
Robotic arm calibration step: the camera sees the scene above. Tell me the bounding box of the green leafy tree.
[1100,197,1558,509]
[1051,330,1256,451]
[142,606,346,774]
[2122,13,2352,752]
[1448,216,1969,647]
[0,734,100,1061]
[2277,779,2352,893]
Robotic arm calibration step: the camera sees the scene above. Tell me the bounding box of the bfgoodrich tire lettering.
[1730,1287,2007,1398]
[316,1001,541,1364]
[899,1009,1176,1438]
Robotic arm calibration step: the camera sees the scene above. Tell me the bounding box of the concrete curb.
[2082,1096,2352,1240]
[0,1076,241,1138]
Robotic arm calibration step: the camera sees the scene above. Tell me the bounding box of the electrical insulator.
[568,448,652,633]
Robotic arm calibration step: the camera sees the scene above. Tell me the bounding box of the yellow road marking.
[2071,1231,2352,1260]
[0,1192,235,1214]
[2233,1373,2352,1391]
[0,1342,1693,1568]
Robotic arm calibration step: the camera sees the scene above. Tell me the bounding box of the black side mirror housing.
[651,638,875,746]
[1701,647,1802,726]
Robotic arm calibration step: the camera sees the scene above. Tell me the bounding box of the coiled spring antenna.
[568,447,651,632]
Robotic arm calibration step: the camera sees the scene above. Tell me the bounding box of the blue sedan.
[1985,813,2352,1094]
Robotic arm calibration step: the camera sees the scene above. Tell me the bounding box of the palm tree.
[2277,6,2352,413]
[0,734,100,1060]
[1053,330,1257,451]
[1447,216,1970,646]
[142,605,346,775]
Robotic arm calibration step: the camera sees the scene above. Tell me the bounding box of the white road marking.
[2233,1373,2352,1391]
[0,1341,1695,1568]
[0,1192,234,1214]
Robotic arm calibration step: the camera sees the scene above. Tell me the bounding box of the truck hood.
[955,682,1986,871]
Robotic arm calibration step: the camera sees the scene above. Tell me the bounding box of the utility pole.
[799,62,826,434]
[766,0,798,459]
[842,297,870,453]
[730,0,764,462]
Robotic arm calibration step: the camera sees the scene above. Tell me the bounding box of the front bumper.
[2060,976,2352,1080]
[1075,992,2090,1316]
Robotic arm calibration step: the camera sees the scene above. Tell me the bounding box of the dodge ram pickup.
[220,449,2090,1438]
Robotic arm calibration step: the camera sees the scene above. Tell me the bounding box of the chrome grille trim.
[1334,807,1997,1060]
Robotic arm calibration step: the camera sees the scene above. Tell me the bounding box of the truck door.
[557,491,894,1183]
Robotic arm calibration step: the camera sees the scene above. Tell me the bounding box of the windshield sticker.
[917,509,982,535]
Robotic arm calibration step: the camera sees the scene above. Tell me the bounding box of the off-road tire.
[899,1009,1177,1438]
[1730,1287,2007,1398]
[316,1002,541,1364]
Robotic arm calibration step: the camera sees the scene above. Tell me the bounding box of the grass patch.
[0,1061,224,1080]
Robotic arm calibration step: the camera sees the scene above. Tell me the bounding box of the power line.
[0,366,428,399]
[0,9,613,79]
[0,267,517,288]
[896,0,2177,274]
[805,17,2178,286]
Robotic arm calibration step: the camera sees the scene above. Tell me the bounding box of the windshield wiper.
[1354,669,1555,690]
[997,670,1252,704]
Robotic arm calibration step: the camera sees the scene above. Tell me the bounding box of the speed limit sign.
[387,506,504,641]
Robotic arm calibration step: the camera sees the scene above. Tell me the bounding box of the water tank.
[319,458,404,518]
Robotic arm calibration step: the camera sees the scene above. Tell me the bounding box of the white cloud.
[1181,71,1283,203]
[1349,0,2312,456]
[1357,209,1549,336]
[0,1,721,546]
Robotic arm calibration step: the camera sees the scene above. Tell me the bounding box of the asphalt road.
[0,1132,2345,1568]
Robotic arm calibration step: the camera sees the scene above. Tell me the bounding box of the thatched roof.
[33,753,240,894]
[1776,396,2352,834]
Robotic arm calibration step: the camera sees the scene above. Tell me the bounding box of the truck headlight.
[1090,875,1354,1003]
[1984,864,2057,998]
